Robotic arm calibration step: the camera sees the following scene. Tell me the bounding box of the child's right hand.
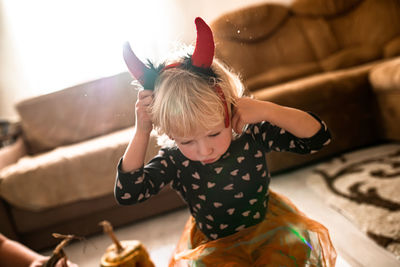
[135,89,153,134]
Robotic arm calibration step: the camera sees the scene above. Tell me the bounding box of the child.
[115,17,336,266]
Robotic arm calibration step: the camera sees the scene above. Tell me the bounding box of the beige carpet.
[307,143,400,259]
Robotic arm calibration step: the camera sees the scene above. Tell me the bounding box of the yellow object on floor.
[99,220,154,267]
[100,240,154,267]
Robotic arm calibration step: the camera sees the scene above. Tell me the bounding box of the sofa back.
[211,0,400,91]
[16,72,137,154]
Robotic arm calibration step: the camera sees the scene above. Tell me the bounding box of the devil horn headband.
[123,17,230,128]
[123,17,215,90]
[192,17,215,68]
[122,42,159,89]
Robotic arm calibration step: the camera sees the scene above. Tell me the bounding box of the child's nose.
[198,142,213,156]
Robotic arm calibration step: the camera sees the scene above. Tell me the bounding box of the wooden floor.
[43,163,400,266]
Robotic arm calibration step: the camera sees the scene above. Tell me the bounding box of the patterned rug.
[307,143,400,260]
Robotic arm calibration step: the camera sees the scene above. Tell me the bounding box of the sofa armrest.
[0,137,27,170]
[369,57,400,92]
[369,57,400,141]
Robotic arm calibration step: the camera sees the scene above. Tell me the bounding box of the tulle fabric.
[169,191,336,267]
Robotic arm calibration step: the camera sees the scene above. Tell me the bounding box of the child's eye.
[181,140,193,145]
[209,132,221,137]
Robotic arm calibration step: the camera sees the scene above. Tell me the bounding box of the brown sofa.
[0,73,185,251]
[1,0,400,252]
[211,0,400,172]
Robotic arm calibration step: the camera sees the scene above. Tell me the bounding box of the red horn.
[123,42,149,86]
[191,17,215,68]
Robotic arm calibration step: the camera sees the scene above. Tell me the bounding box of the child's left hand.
[231,97,266,134]
[232,97,322,138]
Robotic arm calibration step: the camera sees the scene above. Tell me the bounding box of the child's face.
[171,122,232,164]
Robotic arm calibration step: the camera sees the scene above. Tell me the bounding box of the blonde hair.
[150,59,244,139]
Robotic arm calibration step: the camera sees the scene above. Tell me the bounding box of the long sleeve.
[114,148,180,205]
[250,112,331,154]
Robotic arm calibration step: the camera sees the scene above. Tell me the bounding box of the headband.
[123,17,230,127]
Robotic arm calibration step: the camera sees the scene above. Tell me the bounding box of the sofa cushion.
[297,17,339,60]
[0,127,160,211]
[211,3,289,42]
[246,62,321,90]
[213,16,319,83]
[320,46,382,72]
[292,0,362,16]
[16,72,137,154]
[329,0,400,50]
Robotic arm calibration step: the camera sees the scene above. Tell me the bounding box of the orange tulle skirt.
[169,191,336,267]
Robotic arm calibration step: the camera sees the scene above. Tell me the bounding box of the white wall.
[0,0,293,120]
